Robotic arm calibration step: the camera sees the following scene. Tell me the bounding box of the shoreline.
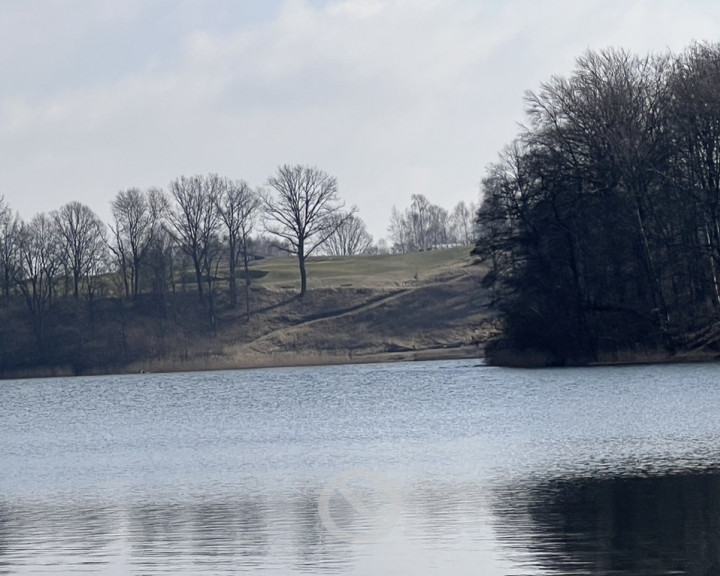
[0,345,485,380]
[485,346,720,369]
[8,345,718,380]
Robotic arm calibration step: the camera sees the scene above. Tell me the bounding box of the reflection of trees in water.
[128,496,270,572]
[0,504,9,574]
[0,500,116,572]
[402,481,485,545]
[0,492,354,574]
[187,498,269,561]
[493,471,720,575]
[292,489,351,573]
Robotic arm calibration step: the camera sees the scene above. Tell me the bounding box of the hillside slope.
[125,247,493,373]
[0,247,493,378]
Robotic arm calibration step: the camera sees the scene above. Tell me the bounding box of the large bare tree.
[167,174,222,303]
[110,187,168,298]
[52,201,107,299]
[14,213,62,342]
[215,178,261,316]
[263,164,352,295]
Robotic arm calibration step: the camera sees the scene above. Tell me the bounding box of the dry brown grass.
[0,247,491,379]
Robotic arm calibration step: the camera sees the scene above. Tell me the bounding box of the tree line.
[474,42,720,365]
[388,195,476,253]
[0,163,477,356]
[0,165,356,340]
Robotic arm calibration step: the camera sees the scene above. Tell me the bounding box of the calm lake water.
[2,360,720,575]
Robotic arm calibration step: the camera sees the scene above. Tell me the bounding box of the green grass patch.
[249,246,473,288]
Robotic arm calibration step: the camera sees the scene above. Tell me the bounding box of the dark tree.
[263,164,352,295]
[215,178,261,317]
[52,201,107,299]
[14,213,62,344]
[0,196,20,304]
[167,174,222,303]
[110,187,168,298]
[474,48,695,364]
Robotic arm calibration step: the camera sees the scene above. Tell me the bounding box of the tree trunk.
[132,256,141,297]
[242,247,252,321]
[298,248,307,296]
[193,257,204,302]
[228,241,237,308]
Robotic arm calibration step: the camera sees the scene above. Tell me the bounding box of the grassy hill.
[0,247,494,378]
[253,247,473,288]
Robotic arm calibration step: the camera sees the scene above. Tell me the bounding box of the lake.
[2,360,720,575]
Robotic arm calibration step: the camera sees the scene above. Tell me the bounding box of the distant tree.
[0,196,20,304]
[427,204,450,247]
[145,226,176,301]
[388,206,413,253]
[52,201,107,299]
[215,179,261,317]
[388,194,456,252]
[323,213,373,256]
[263,164,352,295]
[374,238,390,255]
[14,213,62,343]
[252,234,290,257]
[450,200,477,244]
[409,194,432,251]
[167,174,222,303]
[110,187,168,298]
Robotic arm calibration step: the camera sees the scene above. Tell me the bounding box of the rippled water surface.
[2,360,720,575]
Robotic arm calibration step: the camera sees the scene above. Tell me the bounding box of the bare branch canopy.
[263,164,354,294]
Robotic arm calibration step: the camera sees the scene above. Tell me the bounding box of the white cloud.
[1,0,720,238]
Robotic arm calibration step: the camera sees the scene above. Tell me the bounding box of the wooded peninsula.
[474,43,720,366]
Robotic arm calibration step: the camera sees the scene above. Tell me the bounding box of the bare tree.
[427,204,450,247]
[110,187,168,298]
[14,213,62,343]
[0,196,20,304]
[410,194,436,250]
[52,201,107,299]
[215,179,261,317]
[323,213,373,256]
[167,174,222,303]
[263,164,353,295]
[388,195,455,252]
[388,206,412,253]
[450,200,477,244]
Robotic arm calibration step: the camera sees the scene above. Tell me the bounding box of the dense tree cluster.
[474,43,720,364]
[389,194,476,253]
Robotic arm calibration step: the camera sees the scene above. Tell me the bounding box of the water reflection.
[0,500,117,574]
[494,470,720,576]
[5,361,720,574]
[3,472,720,575]
[0,491,356,576]
[292,489,351,573]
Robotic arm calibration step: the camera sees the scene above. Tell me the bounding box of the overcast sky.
[2,0,720,240]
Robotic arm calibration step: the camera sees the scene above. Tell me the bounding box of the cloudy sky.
[1,0,720,239]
